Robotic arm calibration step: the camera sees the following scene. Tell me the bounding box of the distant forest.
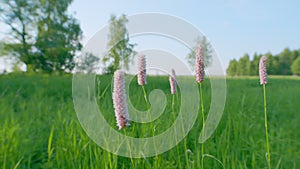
[227,48,300,76]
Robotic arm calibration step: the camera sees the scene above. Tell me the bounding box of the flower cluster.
[138,54,147,86]
[169,69,177,94]
[259,56,268,85]
[113,70,130,130]
[196,45,205,83]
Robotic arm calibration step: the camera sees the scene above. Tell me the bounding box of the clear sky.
[68,0,300,69]
[1,0,300,72]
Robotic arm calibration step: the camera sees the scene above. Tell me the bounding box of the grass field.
[0,73,299,169]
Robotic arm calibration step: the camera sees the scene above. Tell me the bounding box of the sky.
[1,0,300,73]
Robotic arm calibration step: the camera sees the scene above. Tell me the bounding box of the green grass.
[0,73,300,169]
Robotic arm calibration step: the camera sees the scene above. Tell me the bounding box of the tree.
[186,36,213,71]
[34,0,82,73]
[291,57,300,75]
[75,53,100,74]
[270,56,280,75]
[102,14,136,74]
[278,48,296,75]
[248,53,261,76]
[227,59,238,76]
[0,0,82,73]
[236,54,250,75]
[0,0,36,70]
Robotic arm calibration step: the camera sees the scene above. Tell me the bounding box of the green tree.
[227,59,238,76]
[271,56,280,75]
[102,14,136,74]
[278,48,296,75]
[0,0,82,73]
[75,53,100,74]
[249,53,262,76]
[0,0,36,70]
[34,0,82,73]
[236,54,250,75]
[186,36,213,71]
[291,57,300,75]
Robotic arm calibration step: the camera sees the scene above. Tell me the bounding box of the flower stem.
[199,82,205,169]
[141,85,148,106]
[172,94,175,112]
[263,84,271,169]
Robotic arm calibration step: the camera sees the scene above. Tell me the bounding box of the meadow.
[0,73,299,169]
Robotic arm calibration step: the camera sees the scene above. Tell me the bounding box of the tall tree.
[227,59,238,76]
[291,57,300,75]
[34,0,82,73]
[0,0,82,73]
[249,53,262,76]
[186,36,213,71]
[102,14,136,74]
[278,48,295,75]
[0,0,36,71]
[75,52,100,74]
[236,54,250,75]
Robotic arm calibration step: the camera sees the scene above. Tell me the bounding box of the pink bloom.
[138,54,147,85]
[169,69,177,94]
[113,70,130,130]
[259,56,268,85]
[196,45,205,83]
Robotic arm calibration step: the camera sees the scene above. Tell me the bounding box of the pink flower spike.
[259,56,268,85]
[138,54,147,86]
[196,45,205,83]
[113,70,130,130]
[169,69,177,94]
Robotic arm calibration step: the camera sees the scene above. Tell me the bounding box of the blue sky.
[1,0,300,72]
[68,0,300,69]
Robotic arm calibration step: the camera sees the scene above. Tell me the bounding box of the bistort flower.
[138,54,147,85]
[196,45,205,83]
[113,70,130,130]
[169,69,177,94]
[259,56,268,85]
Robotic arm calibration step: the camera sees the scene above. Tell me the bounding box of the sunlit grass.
[0,74,299,168]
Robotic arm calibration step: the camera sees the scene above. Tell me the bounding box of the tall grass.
[0,74,299,168]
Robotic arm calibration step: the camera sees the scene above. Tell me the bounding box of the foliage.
[278,48,298,75]
[33,0,82,73]
[186,36,213,71]
[75,52,100,73]
[236,54,250,76]
[0,0,36,65]
[226,59,238,76]
[291,57,300,75]
[102,14,136,74]
[0,0,82,73]
[227,48,300,76]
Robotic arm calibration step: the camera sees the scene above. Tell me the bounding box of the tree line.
[5,1,296,76]
[227,48,300,76]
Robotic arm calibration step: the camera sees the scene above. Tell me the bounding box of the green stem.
[172,94,175,112]
[141,85,158,158]
[199,82,205,169]
[172,94,182,169]
[263,84,271,169]
[141,85,149,106]
[184,139,190,169]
